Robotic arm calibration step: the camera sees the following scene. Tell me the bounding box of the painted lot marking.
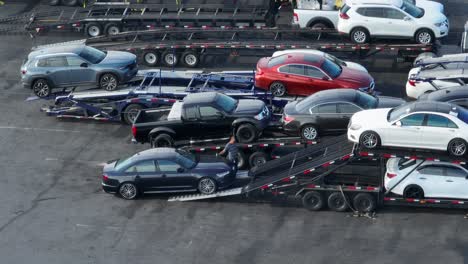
[45,157,106,167]
[0,126,82,133]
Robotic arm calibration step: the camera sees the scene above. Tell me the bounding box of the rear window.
[268,55,286,68]
[340,4,351,14]
[456,106,468,124]
[398,159,416,170]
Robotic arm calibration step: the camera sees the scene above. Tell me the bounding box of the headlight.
[434,22,443,27]
[216,171,230,177]
[254,112,264,120]
[350,124,362,130]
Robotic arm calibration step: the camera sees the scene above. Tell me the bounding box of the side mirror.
[80,62,88,68]
[404,16,411,21]
[322,76,330,81]
[177,167,185,173]
[394,121,402,127]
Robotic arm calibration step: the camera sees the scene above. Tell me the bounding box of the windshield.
[175,149,197,169]
[215,93,238,113]
[388,104,412,122]
[325,53,345,66]
[268,55,286,68]
[115,154,135,171]
[321,58,342,79]
[79,46,106,64]
[355,92,378,109]
[401,1,424,18]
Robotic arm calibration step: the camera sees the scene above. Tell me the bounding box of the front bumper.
[347,128,361,144]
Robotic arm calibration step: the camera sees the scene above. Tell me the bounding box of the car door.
[278,64,309,95]
[66,55,96,84]
[356,7,387,36]
[304,65,336,93]
[420,114,458,150]
[310,103,342,132]
[439,166,468,198]
[42,56,69,86]
[415,165,445,197]
[178,106,202,139]
[385,113,425,147]
[383,7,414,37]
[337,102,363,132]
[156,160,195,191]
[198,105,231,137]
[124,160,162,192]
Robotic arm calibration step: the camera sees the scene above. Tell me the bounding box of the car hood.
[351,108,391,127]
[193,156,231,172]
[233,99,265,115]
[419,8,447,23]
[416,0,444,13]
[336,67,373,88]
[99,51,137,65]
[376,96,406,108]
[344,61,368,73]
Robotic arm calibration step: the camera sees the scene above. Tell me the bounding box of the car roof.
[421,86,468,101]
[132,147,177,161]
[403,101,458,115]
[282,53,325,66]
[346,0,402,7]
[272,49,324,58]
[183,92,219,105]
[304,89,358,104]
[28,45,85,60]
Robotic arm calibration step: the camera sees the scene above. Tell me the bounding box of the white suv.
[337,0,449,44]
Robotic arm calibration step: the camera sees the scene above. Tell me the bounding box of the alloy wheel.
[450,140,466,156]
[362,133,378,148]
[101,74,118,91]
[353,31,366,43]
[119,183,137,199]
[303,127,317,140]
[33,81,50,97]
[418,32,432,44]
[199,178,216,194]
[270,82,285,97]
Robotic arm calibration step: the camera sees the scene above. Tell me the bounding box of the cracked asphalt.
[0,1,467,263]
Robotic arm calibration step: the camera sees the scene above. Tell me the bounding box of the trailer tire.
[403,185,424,199]
[123,104,143,125]
[162,50,178,67]
[302,191,324,211]
[235,123,257,143]
[104,23,121,36]
[249,151,268,168]
[32,79,52,98]
[49,0,60,6]
[236,150,247,169]
[351,27,370,44]
[62,0,78,6]
[353,193,376,213]
[143,50,160,66]
[86,22,103,37]
[327,192,348,212]
[151,133,175,148]
[181,50,200,68]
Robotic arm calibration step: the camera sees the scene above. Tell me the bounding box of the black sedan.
[281,89,405,140]
[418,85,468,108]
[102,148,236,199]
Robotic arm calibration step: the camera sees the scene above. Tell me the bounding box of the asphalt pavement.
[0,1,468,264]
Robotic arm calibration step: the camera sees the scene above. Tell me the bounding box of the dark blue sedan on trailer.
[102,148,236,199]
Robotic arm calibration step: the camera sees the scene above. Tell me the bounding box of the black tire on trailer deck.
[161,50,178,67]
[327,192,349,212]
[181,50,200,68]
[123,104,143,125]
[403,185,425,199]
[236,150,247,169]
[142,50,160,67]
[49,0,61,6]
[415,29,434,45]
[350,27,370,44]
[104,23,122,36]
[235,123,258,143]
[352,193,376,213]
[249,151,268,168]
[151,133,175,148]
[359,131,380,149]
[85,22,103,37]
[62,0,78,6]
[447,138,467,157]
[302,191,324,211]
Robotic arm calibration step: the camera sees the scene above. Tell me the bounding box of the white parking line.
[0,126,82,133]
[45,157,106,167]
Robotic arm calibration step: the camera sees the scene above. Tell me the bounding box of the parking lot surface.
[0,1,468,263]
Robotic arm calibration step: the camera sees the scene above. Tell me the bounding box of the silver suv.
[21,45,138,97]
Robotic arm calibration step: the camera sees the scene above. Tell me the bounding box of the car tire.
[353,193,376,213]
[85,22,103,37]
[302,191,324,211]
[198,177,217,195]
[162,50,178,67]
[415,29,434,45]
[403,185,424,199]
[49,0,60,6]
[99,73,119,91]
[62,0,78,6]
[151,133,175,148]
[327,192,349,212]
[181,50,200,68]
[32,79,52,98]
[236,123,258,143]
[359,131,380,149]
[249,151,269,168]
[104,23,121,36]
[236,150,247,169]
[123,104,143,125]
[351,27,370,44]
[142,50,160,67]
[310,21,332,30]
[119,182,138,200]
[301,125,318,141]
[447,138,467,157]
[269,81,286,97]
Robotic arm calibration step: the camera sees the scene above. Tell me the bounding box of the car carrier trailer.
[169,135,468,214]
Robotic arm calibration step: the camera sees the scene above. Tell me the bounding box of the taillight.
[102,174,109,182]
[257,68,264,75]
[283,115,295,123]
[131,125,137,137]
[293,12,298,22]
[339,12,349,19]
[386,173,397,179]
[21,70,27,75]
[408,79,418,87]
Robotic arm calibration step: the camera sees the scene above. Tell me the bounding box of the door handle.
[162,174,167,178]
[419,177,426,180]
[414,127,421,130]
[284,75,289,78]
[135,175,140,179]
[446,180,453,182]
[449,129,455,132]
[45,71,51,74]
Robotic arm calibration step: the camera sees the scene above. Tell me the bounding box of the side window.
[444,167,467,177]
[185,106,198,120]
[311,104,337,114]
[278,65,289,73]
[67,56,86,67]
[338,103,361,114]
[400,113,425,126]
[45,56,68,67]
[288,65,305,75]
[384,8,405,19]
[36,58,47,67]
[199,106,222,119]
[359,7,385,18]
[305,66,325,79]
[419,166,444,175]
[125,160,156,173]
[426,114,458,128]
[157,160,181,173]
[356,7,367,16]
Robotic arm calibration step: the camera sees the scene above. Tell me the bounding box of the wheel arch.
[403,184,425,198]
[414,27,435,38]
[306,17,335,29]
[148,127,176,141]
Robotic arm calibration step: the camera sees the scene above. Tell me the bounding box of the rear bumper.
[102,182,118,193]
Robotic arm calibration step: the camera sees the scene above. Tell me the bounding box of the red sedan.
[255,53,375,97]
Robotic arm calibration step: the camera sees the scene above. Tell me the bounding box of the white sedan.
[347,101,468,156]
[385,158,468,199]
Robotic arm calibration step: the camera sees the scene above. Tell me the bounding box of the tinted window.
[321,59,342,79]
[401,1,423,18]
[268,55,286,68]
[355,92,378,109]
[305,66,325,78]
[340,4,351,14]
[385,8,405,19]
[445,167,467,177]
[79,46,106,64]
[426,114,458,128]
[278,65,289,73]
[175,149,196,169]
[67,56,86,66]
[289,65,305,75]
[200,106,222,119]
[215,94,237,113]
[338,103,361,113]
[185,106,198,120]
[358,7,385,18]
[312,104,337,114]
[400,113,425,126]
[419,166,444,175]
[125,160,156,173]
[157,160,181,173]
[38,56,68,67]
